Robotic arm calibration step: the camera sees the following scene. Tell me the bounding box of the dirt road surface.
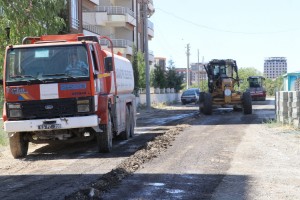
[0,105,197,200]
[1,99,300,199]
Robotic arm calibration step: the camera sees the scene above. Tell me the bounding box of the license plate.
[38,124,61,130]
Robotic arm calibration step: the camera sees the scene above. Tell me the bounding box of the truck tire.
[203,93,213,115]
[129,105,135,137]
[120,106,130,140]
[9,132,28,158]
[243,92,252,114]
[97,111,113,153]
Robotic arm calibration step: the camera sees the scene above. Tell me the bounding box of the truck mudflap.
[4,115,99,133]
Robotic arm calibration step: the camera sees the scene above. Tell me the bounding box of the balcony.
[148,0,155,15]
[88,0,99,5]
[147,19,154,39]
[83,6,136,29]
[100,39,133,56]
[83,22,101,36]
[149,50,154,63]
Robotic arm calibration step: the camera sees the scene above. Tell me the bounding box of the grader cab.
[200,59,252,115]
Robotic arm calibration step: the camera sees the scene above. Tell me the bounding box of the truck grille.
[8,97,94,120]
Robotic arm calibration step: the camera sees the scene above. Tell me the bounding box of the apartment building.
[264,57,287,79]
[175,63,207,86]
[68,0,155,62]
[154,57,166,71]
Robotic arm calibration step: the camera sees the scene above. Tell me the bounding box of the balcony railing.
[71,18,80,30]
[147,20,154,30]
[83,22,102,35]
[87,6,135,18]
[100,39,133,48]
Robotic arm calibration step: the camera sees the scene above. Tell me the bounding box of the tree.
[265,76,283,96]
[131,46,146,95]
[236,67,262,91]
[165,59,184,92]
[151,65,166,88]
[0,0,66,72]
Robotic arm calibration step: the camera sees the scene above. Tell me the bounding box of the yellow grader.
[199,59,252,115]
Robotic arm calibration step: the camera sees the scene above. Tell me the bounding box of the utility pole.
[197,49,200,89]
[186,43,190,89]
[142,0,151,110]
[202,56,205,90]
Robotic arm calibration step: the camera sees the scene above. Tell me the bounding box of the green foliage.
[0,120,7,146]
[151,65,166,88]
[237,67,262,91]
[190,80,208,92]
[165,59,184,92]
[265,76,283,96]
[131,47,146,95]
[137,52,146,89]
[0,0,66,73]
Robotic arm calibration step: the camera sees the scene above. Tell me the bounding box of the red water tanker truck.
[1,34,136,158]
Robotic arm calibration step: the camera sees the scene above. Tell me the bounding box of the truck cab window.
[104,57,113,73]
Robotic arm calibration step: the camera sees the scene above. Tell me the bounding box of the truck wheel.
[243,92,252,114]
[9,132,28,158]
[120,106,130,140]
[203,93,213,115]
[97,111,113,153]
[129,105,135,137]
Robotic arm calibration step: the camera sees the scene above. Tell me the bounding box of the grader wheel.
[202,93,213,115]
[243,92,252,114]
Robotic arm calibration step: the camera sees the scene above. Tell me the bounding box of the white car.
[181,88,200,105]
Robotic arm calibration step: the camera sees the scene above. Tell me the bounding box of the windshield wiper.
[43,73,79,81]
[9,75,44,83]
[10,75,35,79]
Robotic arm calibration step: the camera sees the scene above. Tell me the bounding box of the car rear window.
[183,90,195,95]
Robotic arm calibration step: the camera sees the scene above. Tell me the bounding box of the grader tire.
[203,93,213,115]
[9,132,28,158]
[243,92,252,114]
[97,111,113,153]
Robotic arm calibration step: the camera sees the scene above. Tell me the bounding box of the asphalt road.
[101,99,300,200]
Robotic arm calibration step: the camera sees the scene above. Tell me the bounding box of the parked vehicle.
[1,34,136,158]
[181,88,200,105]
[247,76,266,101]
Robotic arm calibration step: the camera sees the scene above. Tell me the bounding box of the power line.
[156,7,300,35]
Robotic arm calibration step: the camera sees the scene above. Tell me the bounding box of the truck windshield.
[6,45,89,83]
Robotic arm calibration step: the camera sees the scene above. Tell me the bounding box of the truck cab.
[2,34,136,158]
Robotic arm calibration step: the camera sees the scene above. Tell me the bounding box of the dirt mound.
[65,124,189,200]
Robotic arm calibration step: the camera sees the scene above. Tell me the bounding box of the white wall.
[136,93,181,107]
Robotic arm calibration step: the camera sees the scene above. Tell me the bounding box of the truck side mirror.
[0,79,3,85]
[104,57,113,73]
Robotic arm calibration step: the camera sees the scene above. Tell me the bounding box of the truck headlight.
[9,109,22,118]
[7,103,22,118]
[77,99,90,112]
[224,89,232,96]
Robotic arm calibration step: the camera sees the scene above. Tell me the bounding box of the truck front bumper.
[4,115,99,133]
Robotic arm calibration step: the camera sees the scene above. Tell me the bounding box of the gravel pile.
[65,124,190,200]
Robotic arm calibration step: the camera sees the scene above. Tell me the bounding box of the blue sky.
[149,0,300,73]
